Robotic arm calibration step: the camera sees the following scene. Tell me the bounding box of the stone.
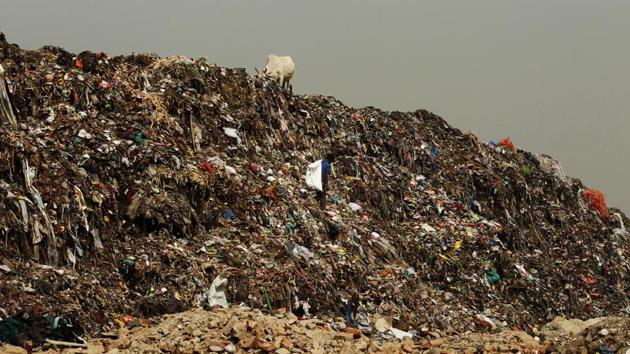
[0,344,27,354]
[240,334,256,349]
[222,317,239,336]
[354,339,369,351]
[281,337,294,350]
[374,317,390,333]
[224,343,237,353]
[333,332,355,340]
[334,322,347,331]
[401,339,414,353]
[276,349,291,354]
[345,327,362,339]
[232,321,248,338]
[256,340,278,352]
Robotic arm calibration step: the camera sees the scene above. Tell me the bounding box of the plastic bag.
[207,275,229,308]
[305,159,323,192]
[497,138,515,152]
[583,188,609,219]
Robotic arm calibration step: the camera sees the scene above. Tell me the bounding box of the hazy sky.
[2,0,629,213]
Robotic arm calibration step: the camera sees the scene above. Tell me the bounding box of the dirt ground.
[2,306,628,354]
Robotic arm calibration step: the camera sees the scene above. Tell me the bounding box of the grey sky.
[2,0,629,213]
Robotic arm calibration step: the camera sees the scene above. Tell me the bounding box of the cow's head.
[255,67,267,79]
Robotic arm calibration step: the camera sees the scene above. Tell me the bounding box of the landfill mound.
[1,32,629,345]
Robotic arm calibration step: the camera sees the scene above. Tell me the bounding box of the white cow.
[257,55,295,92]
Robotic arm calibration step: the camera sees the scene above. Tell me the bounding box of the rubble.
[1,306,547,354]
[544,316,630,353]
[2,306,630,353]
[0,32,629,349]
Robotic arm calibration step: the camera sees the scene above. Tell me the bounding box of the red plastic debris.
[122,314,134,324]
[75,59,84,69]
[125,190,135,203]
[250,163,258,173]
[580,274,597,286]
[582,188,609,219]
[200,162,213,173]
[497,138,516,152]
[351,112,363,121]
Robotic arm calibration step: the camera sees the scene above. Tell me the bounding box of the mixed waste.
[0,32,629,349]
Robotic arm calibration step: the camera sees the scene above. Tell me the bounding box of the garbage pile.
[1,33,629,345]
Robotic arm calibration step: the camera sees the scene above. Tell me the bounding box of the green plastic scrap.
[150,183,161,194]
[485,269,501,284]
[134,132,145,145]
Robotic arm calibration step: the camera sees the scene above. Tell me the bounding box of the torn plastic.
[0,64,17,127]
[390,327,413,339]
[207,275,229,308]
[223,127,242,145]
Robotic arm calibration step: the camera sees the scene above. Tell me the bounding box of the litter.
[305,159,324,192]
[390,327,413,339]
[223,127,242,145]
[207,275,229,309]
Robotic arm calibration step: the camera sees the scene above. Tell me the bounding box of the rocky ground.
[1,307,629,353]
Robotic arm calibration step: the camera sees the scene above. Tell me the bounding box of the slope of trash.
[1,32,629,347]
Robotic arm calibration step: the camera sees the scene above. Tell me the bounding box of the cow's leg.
[286,73,293,93]
[279,75,284,90]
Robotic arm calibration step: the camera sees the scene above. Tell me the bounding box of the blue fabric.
[322,160,332,179]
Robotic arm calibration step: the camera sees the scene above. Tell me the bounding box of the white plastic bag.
[207,275,229,308]
[390,327,413,339]
[223,127,241,145]
[305,159,323,192]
